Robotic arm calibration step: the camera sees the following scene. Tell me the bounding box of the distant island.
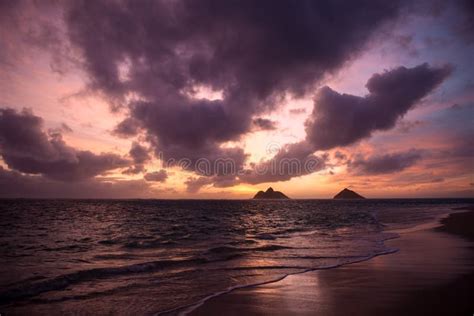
[333,188,365,199]
[253,187,290,199]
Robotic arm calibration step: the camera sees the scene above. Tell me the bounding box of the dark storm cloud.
[349,149,423,175]
[122,164,146,175]
[65,0,404,98]
[129,142,150,164]
[156,140,248,177]
[236,63,450,185]
[122,141,150,174]
[252,118,278,131]
[62,0,406,169]
[0,108,130,181]
[305,63,452,150]
[236,63,450,184]
[144,170,168,182]
[112,117,141,138]
[131,98,250,163]
[185,177,212,193]
[0,166,157,198]
[185,174,240,193]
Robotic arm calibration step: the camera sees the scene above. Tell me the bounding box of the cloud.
[112,117,141,138]
[237,63,450,184]
[185,176,214,193]
[45,122,74,142]
[239,142,328,184]
[289,108,307,115]
[184,173,245,193]
[0,166,157,198]
[0,108,130,181]
[349,149,422,175]
[62,0,406,173]
[65,0,404,98]
[182,142,328,191]
[129,141,150,164]
[305,63,452,150]
[122,164,146,175]
[334,151,347,161]
[395,120,424,133]
[132,98,250,166]
[122,141,151,174]
[144,170,168,182]
[252,118,278,131]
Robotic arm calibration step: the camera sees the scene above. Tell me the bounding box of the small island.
[253,187,290,199]
[333,188,365,199]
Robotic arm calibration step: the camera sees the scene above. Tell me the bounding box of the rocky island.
[333,188,365,199]
[253,187,289,199]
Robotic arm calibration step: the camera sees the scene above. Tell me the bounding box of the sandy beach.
[190,209,474,316]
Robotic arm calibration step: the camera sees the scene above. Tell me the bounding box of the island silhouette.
[333,188,365,199]
[252,188,365,199]
[253,187,290,199]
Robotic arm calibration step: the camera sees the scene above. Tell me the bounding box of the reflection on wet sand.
[191,226,474,315]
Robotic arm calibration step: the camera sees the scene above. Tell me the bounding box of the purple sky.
[0,0,473,198]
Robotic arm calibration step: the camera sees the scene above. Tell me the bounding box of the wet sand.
[190,209,474,316]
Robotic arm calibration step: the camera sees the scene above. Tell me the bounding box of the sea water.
[0,199,471,314]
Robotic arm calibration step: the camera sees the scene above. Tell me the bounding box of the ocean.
[0,198,472,314]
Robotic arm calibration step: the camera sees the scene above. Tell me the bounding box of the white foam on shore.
[157,207,473,316]
[155,248,399,316]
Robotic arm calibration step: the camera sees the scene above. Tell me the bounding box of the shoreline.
[1,205,472,315]
[160,248,400,316]
[188,207,474,316]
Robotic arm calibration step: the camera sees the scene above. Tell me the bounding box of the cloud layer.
[1,0,471,197]
[144,170,168,182]
[62,0,407,171]
[239,64,451,185]
[0,166,157,198]
[349,150,423,175]
[0,108,130,181]
[305,63,452,150]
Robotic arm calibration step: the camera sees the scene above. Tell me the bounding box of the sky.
[0,0,473,199]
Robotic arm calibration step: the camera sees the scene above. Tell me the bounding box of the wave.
[98,239,120,245]
[253,233,277,240]
[207,244,292,254]
[43,244,89,252]
[0,246,254,305]
[93,253,138,260]
[123,239,168,249]
[29,282,155,305]
[0,257,208,304]
[1,199,468,315]
[156,247,399,316]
